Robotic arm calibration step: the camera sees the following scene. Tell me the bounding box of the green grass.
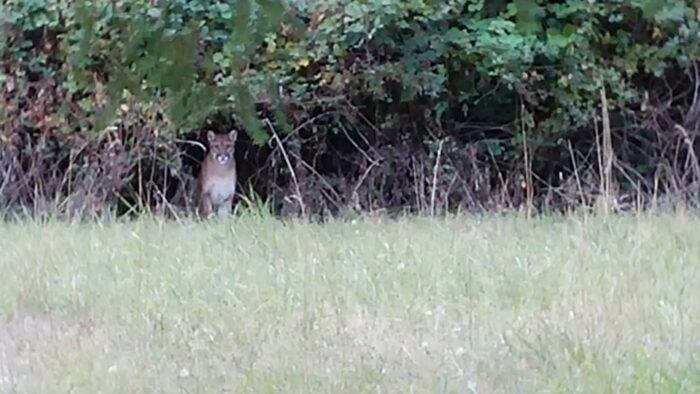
[1,211,699,393]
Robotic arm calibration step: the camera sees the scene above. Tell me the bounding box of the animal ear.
[228,129,238,142]
[206,130,216,142]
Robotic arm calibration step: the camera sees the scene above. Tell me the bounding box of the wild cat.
[197,129,238,218]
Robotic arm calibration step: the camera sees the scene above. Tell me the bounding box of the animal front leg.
[216,197,233,216]
[198,195,213,218]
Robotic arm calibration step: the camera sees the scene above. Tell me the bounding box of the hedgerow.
[1,0,699,216]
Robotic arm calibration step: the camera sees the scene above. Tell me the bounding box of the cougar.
[197,129,238,218]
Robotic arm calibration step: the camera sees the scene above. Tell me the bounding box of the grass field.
[1,211,699,393]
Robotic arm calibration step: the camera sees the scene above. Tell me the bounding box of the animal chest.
[204,175,236,205]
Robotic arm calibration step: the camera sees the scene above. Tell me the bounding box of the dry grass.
[1,210,699,393]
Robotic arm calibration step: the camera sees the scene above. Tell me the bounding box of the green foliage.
[250,0,699,155]
[1,0,287,142]
[1,0,699,160]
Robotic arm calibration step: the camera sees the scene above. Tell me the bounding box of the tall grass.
[1,210,699,393]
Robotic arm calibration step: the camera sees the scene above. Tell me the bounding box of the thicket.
[1,0,699,218]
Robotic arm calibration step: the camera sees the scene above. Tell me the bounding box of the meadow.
[0,211,699,393]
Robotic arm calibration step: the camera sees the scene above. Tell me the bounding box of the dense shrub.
[1,0,700,217]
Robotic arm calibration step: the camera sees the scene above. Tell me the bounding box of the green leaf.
[345,2,364,20]
[562,24,577,37]
[147,7,161,18]
[444,28,467,46]
[514,0,544,33]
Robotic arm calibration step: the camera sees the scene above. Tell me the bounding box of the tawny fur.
[197,129,238,218]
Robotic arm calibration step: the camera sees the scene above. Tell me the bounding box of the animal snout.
[216,154,230,163]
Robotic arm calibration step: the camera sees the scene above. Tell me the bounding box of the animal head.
[206,129,238,165]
